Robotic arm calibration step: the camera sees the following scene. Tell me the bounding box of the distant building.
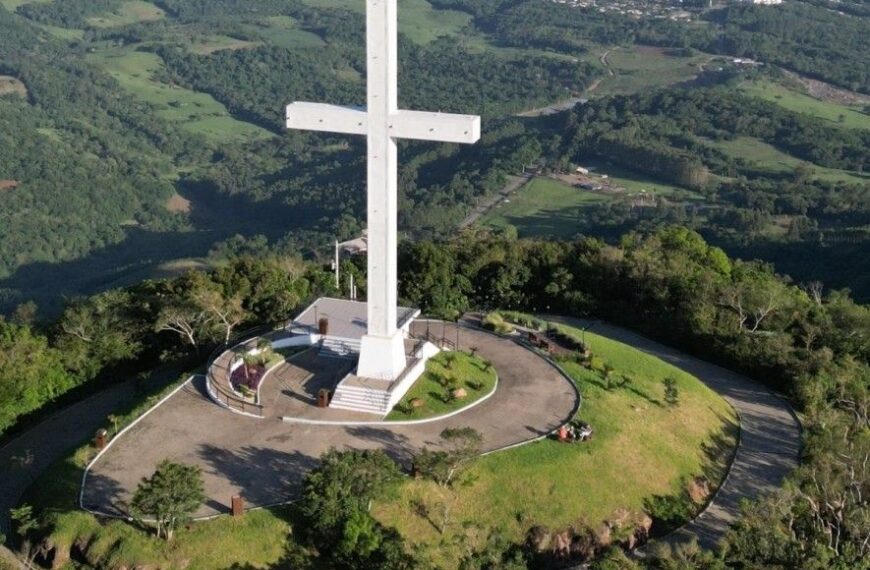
[575,166,590,175]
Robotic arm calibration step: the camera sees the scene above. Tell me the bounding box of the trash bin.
[95,428,108,450]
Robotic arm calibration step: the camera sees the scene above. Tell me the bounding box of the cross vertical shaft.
[285,0,480,380]
[366,0,398,340]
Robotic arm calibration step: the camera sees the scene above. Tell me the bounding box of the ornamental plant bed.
[385,351,496,421]
[230,363,266,392]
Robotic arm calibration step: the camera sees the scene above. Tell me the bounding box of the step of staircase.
[319,337,360,359]
[330,386,391,414]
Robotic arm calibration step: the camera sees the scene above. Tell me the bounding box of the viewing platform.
[205,298,439,419]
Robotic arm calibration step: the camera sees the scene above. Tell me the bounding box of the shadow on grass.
[643,419,739,537]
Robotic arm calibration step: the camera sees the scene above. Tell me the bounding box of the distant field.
[738,80,870,131]
[0,0,43,10]
[86,0,164,28]
[714,136,868,185]
[301,0,471,44]
[250,15,326,49]
[35,23,85,39]
[187,35,261,55]
[584,164,702,200]
[87,48,273,142]
[592,46,709,96]
[479,172,700,238]
[0,75,27,98]
[480,177,608,237]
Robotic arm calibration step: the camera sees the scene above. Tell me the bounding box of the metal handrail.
[205,324,282,417]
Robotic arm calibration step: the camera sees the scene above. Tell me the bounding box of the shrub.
[482,312,514,334]
[663,377,679,406]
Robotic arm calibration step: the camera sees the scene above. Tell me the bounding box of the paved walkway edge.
[78,376,196,518]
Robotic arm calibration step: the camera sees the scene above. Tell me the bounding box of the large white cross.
[286,0,481,380]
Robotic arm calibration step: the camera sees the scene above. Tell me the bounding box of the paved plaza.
[81,322,578,518]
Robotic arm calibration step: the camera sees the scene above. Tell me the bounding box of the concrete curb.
[79,376,196,517]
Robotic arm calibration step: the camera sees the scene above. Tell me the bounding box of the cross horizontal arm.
[286,102,367,136]
[390,111,480,144]
[286,102,481,145]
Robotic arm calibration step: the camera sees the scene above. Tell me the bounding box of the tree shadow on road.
[79,472,127,516]
[197,444,318,513]
[343,426,417,465]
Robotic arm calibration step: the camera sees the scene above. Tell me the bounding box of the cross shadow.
[197,444,318,510]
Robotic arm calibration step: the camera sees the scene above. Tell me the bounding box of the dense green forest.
[0,0,868,310]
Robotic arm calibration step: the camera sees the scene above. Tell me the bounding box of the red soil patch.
[165,192,191,213]
[0,180,19,191]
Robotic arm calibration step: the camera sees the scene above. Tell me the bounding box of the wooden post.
[232,495,244,517]
[318,389,331,408]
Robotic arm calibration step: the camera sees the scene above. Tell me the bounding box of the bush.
[482,312,514,334]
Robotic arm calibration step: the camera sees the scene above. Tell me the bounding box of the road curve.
[81,323,578,518]
[553,316,801,549]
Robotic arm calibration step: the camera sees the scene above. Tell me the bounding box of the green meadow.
[86,47,273,142]
[738,80,870,131]
[375,318,737,564]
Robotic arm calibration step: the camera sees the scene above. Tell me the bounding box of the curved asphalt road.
[553,317,801,549]
[81,323,578,518]
[2,318,801,552]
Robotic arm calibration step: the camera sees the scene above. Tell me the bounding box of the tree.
[416,426,483,487]
[301,449,402,545]
[9,503,42,564]
[192,287,248,345]
[155,301,206,352]
[130,460,205,540]
[300,449,410,569]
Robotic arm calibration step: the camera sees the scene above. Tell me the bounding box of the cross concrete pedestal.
[286,0,480,380]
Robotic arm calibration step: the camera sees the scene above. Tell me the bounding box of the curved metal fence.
[205,324,279,418]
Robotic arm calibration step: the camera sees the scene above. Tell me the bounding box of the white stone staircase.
[320,337,360,359]
[329,383,391,415]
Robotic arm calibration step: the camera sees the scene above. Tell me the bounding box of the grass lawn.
[373,320,738,564]
[35,23,85,40]
[386,351,497,421]
[186,34,261,55]
[86,47,273,142]
[713,136,868,185]
[301,0,472,44]
[86,0,165,28]
[250,15,326,50]
[587,164,704,201]
[0,0,44,10]
[738,79,870,131]
[592,46,709,97]
[480,177,608,238]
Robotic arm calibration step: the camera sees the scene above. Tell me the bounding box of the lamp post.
[581,320,598,349]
